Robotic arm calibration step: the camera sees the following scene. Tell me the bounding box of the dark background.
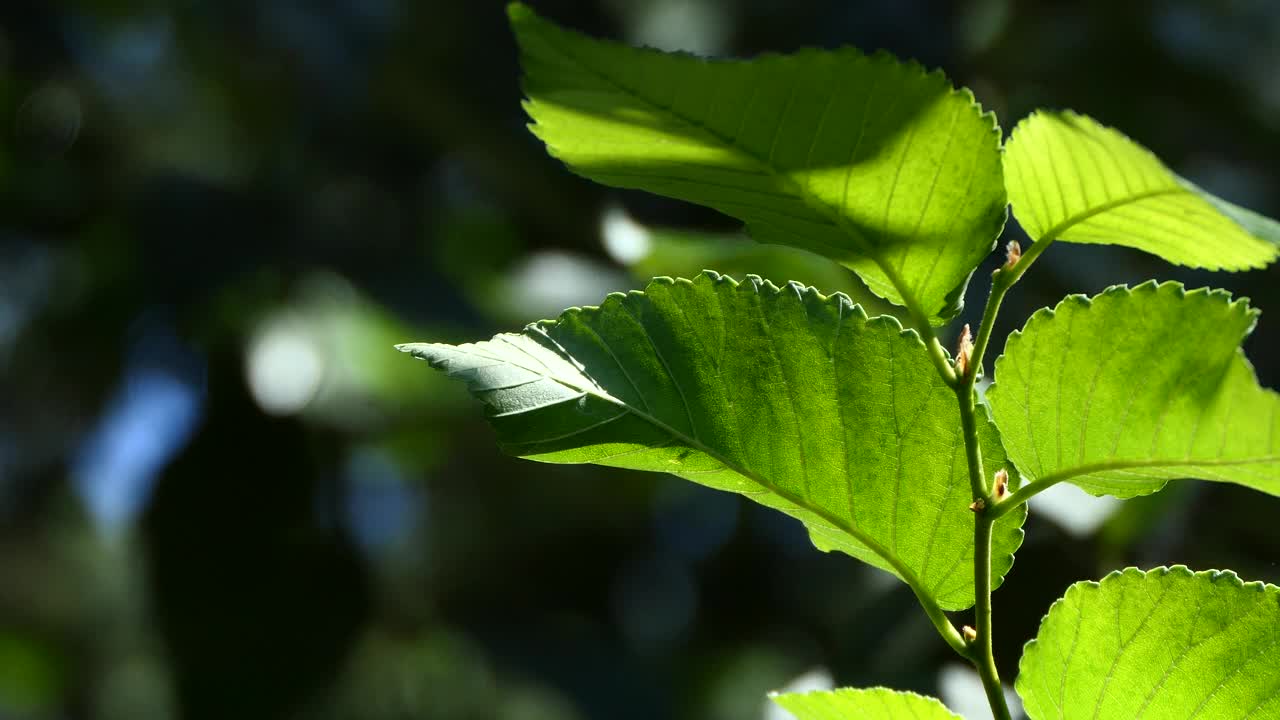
[1,1,1278,718]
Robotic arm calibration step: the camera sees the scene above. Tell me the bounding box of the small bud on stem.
[993,468,1009,500]
[1004,240,1022,270]
[969,498,986,512]
[955,324,974,377]
[962,625,978,643]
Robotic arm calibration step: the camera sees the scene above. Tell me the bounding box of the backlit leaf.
[986,282,1280,498]
[772,687,962,720]
[1004,111,1280,270]
[510,3,1006,324]
[1017,566,1280,720]
[400,272,1025,610]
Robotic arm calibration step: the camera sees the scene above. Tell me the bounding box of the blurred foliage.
[0,1,1278,718]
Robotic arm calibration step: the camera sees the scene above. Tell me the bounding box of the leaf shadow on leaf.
[512,4,1008,322]
[403,271,1027,611]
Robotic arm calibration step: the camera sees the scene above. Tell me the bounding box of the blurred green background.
[1,1,1278,718]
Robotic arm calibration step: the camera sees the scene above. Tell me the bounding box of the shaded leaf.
[772,687,962,719]
[1017,566,1280,720]
[986,282,1280,498]
[1004,111,1280,270]
[510,3,1006,324]
[400,272,1025,610]
[611,220,902,323]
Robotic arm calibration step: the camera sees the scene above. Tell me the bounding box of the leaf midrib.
[526,21,942,315]
[1035,186,1185,242]
[1034,454,1280,488]
[454,338,952,606]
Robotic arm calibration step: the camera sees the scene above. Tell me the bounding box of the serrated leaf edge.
[507,1,1007,323]
[987,281,1265,496]
[400,270,1025,612]
[995,280,1258,367]
[1016,565,1280,717]
[1004,110,1279,271]
[770,685,963,719]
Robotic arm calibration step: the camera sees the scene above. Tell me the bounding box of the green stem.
[972,511,1011,720]
[877,261,959,388]
[988,474,1064,521]
[880,237,1054,717]
[989,450,1280,520]
[915,587,973,659]
[957,385,990,500]
[952,237,1052,720]
[956,382,1010,720]
[965,238,1053,393]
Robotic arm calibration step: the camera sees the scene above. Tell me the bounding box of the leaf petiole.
[964,235,1054,393]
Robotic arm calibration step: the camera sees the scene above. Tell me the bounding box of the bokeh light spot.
[246,316,325,416]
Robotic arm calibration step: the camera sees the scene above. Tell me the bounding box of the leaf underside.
[510,3,1006,324]
[1017,566,1280,720]
[772,687,962,720]
[987,281,1280,498]
[401,272,1025,610]
[1004,111,1280,270]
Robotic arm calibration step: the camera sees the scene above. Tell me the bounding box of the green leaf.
[1017,566,1280,720]
[772,687,962,719]
[986,281,1280,498]
[509,3,1006,324]
[1004,110,1280,270]
[400,272,1025,611]
[613,221,904,324]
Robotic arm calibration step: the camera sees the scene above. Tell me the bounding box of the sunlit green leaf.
[986,282,1280,498]
[772,687,962,719]
[400,272,1025,610]
[510,3,1006,324]
[1004,111,1280,270]
[1017,566,1280,720]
